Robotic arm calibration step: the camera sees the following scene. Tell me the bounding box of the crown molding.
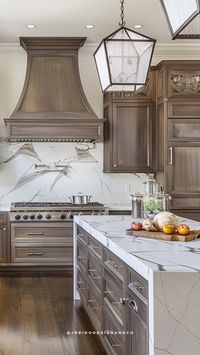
[1,42,200,59]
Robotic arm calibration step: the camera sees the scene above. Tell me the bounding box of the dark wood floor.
[0,273,106,355]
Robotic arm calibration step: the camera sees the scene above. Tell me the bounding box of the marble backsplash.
[0,141,147,208]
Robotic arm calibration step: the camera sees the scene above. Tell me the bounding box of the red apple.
[131,221,143,231]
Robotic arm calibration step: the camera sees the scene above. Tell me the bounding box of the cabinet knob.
[3,227,7,231]
[113,164,117,167]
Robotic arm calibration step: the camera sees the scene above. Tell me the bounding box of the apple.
[176,224,190,235]
[131,221,143,231]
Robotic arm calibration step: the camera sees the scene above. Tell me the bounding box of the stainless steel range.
[10,202,107,222]
[10,202,107,267]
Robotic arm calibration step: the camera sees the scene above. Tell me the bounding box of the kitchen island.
[73,215,200,355]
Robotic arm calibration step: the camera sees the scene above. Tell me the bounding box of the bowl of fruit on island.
[130,212,199,241]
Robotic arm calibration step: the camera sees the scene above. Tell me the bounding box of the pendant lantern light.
[160,0,200,39]
[94,0,156,92]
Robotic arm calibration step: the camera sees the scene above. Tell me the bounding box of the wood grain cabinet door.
[126,291,148,355]
[168,144,200,209]
[111,102,153,173]
[0,226,7,263]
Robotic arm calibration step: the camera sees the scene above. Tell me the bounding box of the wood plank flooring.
[0,273,106,355]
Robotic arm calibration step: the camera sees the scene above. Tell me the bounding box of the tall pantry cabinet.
[154,60,200,221]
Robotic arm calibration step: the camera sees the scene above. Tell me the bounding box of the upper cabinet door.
[110,102,153,173]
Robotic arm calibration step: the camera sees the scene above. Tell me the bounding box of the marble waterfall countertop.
[74,215,200,280]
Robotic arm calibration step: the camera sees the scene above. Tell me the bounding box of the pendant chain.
[119,0,126,27]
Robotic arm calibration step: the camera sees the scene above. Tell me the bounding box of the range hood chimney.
[4,37,105,142]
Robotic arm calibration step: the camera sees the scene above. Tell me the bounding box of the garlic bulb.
[142,219,158,231]
[153,212,180,231]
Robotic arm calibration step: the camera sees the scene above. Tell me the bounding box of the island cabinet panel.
[103,94,154,173]
[75,227,149,355]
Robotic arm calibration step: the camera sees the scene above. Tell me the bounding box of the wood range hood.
[4,37,105,142]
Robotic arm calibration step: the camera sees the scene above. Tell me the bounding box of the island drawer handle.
[106,334,120,348]
[104,291,122,305]
[77,256,86,263]
[130,300,138,313]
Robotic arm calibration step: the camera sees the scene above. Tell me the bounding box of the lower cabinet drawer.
[87,277,102,330]
[104,248,124,281]
[88,251,102,291]
[128,267,148,302]
[103,303,125,355]
[12,245,72,264]
[77,268,87,305]
[103,268,124,326]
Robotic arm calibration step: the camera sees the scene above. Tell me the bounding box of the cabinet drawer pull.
[91,245,99,250]
[106,334,120,348]
[88,269,97,272]
[107,260,122,269]
[27,233,44,236]
[27,252,43,256]
[104,291,122,305]
[130,300,138,313]
[132,282,145,292]
[77,281,86,290]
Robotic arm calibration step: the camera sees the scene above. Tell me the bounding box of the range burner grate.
[11,202,104,208]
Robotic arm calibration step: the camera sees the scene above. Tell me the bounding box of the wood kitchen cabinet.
[75,225,149,355]
[103,92,154,173]
[11,222,72,266]
[154,60,200,221]
[0,212,8,264]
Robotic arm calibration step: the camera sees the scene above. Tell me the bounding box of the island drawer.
[103,301,125,355]
[103,268,124,325]
[77,240,87,274]
[87,276,102,330]
[77,268,87,305]
[127,267,148,302]
[103,248,124,280]
[77,226,88,246]
[88,236,102,260]
[88,251,102,291]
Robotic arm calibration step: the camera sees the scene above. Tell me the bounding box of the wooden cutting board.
[126,229,199,242]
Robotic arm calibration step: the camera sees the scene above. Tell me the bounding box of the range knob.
[15,214,21,220]
[68,212,73,220]
[30,214,35,220]
[23,215,28,220]
[45,214,51,220]
[37,214,43,220]
[60,214,66,220]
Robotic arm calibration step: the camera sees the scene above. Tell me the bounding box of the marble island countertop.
[74,215,200,280]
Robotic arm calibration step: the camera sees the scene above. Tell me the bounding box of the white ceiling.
[0,0,187,44]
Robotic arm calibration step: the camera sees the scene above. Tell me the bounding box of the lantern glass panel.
[162,0,198,34]
[94,42,110,91]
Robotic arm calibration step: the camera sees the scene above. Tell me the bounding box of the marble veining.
[74,215,200,355]
[0,141,146,207]
[74,215,200,277]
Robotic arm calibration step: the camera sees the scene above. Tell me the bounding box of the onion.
[153,212,180,231]
[142,219,158,231]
